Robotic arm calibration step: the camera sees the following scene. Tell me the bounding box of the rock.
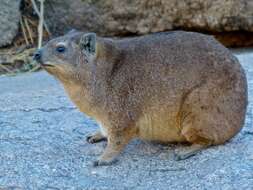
[45,0,253,36]
[0,0,21,47]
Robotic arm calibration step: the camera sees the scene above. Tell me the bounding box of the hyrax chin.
[34,30,247,166]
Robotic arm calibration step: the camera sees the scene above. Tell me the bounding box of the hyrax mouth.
[40,62,55,68]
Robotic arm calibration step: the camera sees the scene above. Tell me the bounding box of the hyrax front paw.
[91,127,133,166]
[86,131,107,144]
[92,147,119,167]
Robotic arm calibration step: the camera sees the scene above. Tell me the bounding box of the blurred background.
[0,0,252,74]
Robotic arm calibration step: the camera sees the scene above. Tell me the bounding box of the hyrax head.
[34,30,97,83]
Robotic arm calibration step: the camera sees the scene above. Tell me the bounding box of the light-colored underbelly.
[137,112,186,142]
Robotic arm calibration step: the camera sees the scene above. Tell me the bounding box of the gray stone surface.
[0,0,21,47]
[0,50,253,189]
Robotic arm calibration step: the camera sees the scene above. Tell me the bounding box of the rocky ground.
[0,49,253,190]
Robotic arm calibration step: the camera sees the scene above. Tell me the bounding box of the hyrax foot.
[93,141,125,167]
[93,130,133,167]
[174,144,209,161]
[93,146,120,167]
[86,131,107,144]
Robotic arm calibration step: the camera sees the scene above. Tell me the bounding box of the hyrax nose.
[33,49,42,61]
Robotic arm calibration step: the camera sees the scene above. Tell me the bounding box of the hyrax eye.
[56,45,66,53]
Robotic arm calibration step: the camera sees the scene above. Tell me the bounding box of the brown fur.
[38,31,248,165]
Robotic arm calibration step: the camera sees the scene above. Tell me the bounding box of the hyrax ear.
[79,33,96,56]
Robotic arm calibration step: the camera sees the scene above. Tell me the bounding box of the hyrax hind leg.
[175,80,246,160]
[174,119,213,160]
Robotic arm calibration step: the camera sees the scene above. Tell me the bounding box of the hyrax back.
[38,31,247,165]
[109,32,247,144]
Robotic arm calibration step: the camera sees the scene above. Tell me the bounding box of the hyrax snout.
[35,30,247,166]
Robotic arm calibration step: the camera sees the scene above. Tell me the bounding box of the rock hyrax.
[34,30,247,166]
